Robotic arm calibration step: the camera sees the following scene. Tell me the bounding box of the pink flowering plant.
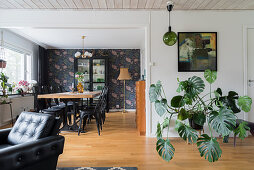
[16,80,30,94]
[18,80,29,87]
[75,72,85,83]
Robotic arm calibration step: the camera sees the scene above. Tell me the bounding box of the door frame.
[243,25,254,121]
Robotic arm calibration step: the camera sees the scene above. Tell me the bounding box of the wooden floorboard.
[1,112,254,169]
[57,112,254,170]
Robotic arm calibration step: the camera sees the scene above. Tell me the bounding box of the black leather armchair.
[0,112,65,170]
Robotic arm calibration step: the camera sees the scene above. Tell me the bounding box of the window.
[2,48,32,84]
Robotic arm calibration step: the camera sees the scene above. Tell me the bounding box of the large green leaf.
[177,108,189,121]
[175,120,183,131]
[149,81,162,103]
[234,121,250,140]
[156,138,175,162]
[197,134,222,162]
[238,96,252,112]
[171,95,184,108]
[193,112,206,126]
[216,90,241,113]
[215,88,222,96]
[162,117,170,129]
[204,69,217,84]
[178,123,198,144]
[177,76,205,99]
[185,76,205,99]
[156,123,162,139]
[155,99,167,117]
[226,91,241,113]
[209,108,236,136]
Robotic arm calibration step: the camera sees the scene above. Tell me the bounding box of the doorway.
[247,28,254,122]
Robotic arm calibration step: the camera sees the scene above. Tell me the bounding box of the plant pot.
[0,60,6,68]
[2,89,6,96]
[188,118,203,130]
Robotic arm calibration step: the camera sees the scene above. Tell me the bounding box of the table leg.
[9,103,14,127]
[60,100,72,131]
[69,99,86,133]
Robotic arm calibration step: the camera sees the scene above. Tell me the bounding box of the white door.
[247,28,254,122]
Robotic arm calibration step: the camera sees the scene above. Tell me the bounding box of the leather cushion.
[0,144,13,150]
[7,112,55,145]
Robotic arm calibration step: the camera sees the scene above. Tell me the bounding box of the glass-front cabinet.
[74,57,108,92]
[93,59,106,91]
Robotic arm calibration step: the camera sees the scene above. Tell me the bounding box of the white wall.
[1,10,254,136]
[0,28,39,80]
[150,10,254,137]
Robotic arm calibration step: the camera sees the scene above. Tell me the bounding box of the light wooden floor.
[58,112,254,170]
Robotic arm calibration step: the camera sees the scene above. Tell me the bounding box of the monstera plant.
[149,70,252,162]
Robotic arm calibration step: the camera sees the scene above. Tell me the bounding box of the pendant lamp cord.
[168,11,171,32]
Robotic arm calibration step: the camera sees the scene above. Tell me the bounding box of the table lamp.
[118,68,131,113]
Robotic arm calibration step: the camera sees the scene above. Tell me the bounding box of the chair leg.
[234,133,236,147]
[83,116,88,130]
[67,114,72,125]
[78,114,83,136]
[96,119,100,136]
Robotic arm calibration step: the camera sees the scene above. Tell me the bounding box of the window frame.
[2,43,33,83]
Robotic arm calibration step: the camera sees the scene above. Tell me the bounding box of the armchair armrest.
[0,128,12,145]
[0,135,65,170]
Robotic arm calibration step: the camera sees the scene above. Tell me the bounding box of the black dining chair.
[78,87,108,136]
[38,86,64,118]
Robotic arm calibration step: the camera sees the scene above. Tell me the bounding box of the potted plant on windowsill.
[149,70,252,162]
[0,72,10,104]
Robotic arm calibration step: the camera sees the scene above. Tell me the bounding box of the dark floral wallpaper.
[47,49,140,109]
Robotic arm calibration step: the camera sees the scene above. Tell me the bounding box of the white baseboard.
[109,109,136,112]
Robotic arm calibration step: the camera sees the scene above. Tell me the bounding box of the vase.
[22,86,28,93]
[188,118,203,130]
[77,82,84,93]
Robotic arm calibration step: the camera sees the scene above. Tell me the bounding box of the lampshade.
[118,68,131,80]
[163,31,177,46]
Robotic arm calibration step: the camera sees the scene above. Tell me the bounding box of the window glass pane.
[3,48,25,83]
[26,54,32,82]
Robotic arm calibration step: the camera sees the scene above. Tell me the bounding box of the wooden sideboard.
[136,81,146,136]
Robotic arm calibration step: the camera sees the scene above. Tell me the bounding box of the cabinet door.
[76,59,90,90]
[77,59,90,82]
[92,59,105,91]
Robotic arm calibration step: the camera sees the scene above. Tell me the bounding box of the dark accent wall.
[47,49,140,109]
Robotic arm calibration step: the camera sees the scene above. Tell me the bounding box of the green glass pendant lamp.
[163,1,177,46]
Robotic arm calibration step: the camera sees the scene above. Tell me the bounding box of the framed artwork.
[178,32,217,72]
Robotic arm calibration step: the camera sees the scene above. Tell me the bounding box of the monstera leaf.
[185,76,205,99]
[215,90,241,113]
[193,112,206,126]
[234,121,250,140]
[177,108,189,121]
[171,95,184,108]
[155,99,167,117]
[204,69,217,84]
[178,123,198,144]
[175,120,182,131]
[149,81,162,102]
[177,76,205,99]
[156,138,175,162]
[238,96,252,112]
[209,108,236,136]
[197,134,222,162]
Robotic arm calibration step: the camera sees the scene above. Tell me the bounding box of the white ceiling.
[1,0,254,10]
[9,28,145,49]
